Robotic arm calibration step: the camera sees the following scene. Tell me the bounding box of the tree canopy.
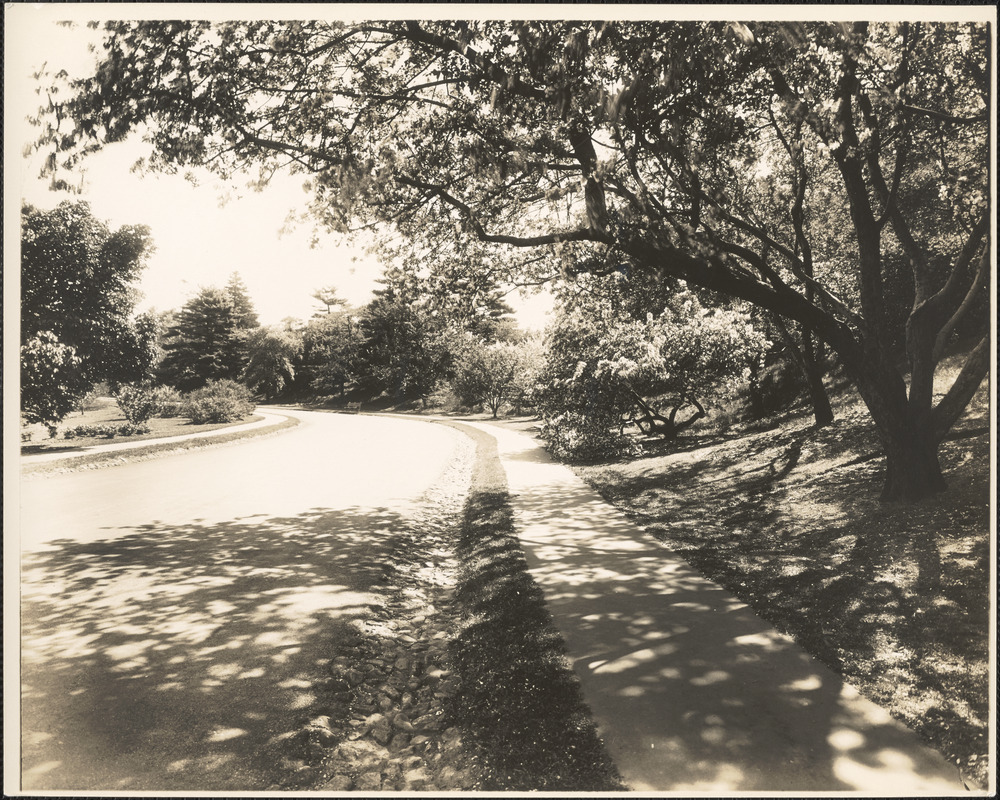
[35,18,992,499]
[21,201,154,429]
[157,286,249,391]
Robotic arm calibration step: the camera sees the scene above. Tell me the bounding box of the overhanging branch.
[395,174,609,247]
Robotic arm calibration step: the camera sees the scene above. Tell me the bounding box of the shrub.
[151,385,184,417]
[182,379,255,424]
[64,422,151,439]
[539,411,640,463]
[115,384,158,424]
[118,423,152,437]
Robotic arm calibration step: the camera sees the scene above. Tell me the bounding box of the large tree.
[298,308,365,396]
[358,279,455,402]
[36,18,991,500]
[157,286,245,391]
[242,325,302,398]
[21,201,154,429]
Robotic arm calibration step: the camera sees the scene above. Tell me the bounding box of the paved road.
[18,409,464,791]
[463,420,965,795]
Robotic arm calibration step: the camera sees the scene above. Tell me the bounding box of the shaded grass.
[574,390,991,788]
[438,422,624,792]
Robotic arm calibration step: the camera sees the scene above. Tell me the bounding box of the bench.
[346,402,362,413]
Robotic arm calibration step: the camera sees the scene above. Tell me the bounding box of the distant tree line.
[24,201,809,443]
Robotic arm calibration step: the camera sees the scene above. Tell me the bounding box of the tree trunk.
[880,428,947,503]
[746,365,766,421]
[771,313,834,427]
[849,359,947,502]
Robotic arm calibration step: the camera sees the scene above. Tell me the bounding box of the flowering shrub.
[539,411,641,463]
[182,379,255,424]
[115,384,158,424]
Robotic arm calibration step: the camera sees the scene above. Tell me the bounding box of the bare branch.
[930,335,990,444]
[901,105,988,125]
[932,242,990,363]
[396,174,609,248]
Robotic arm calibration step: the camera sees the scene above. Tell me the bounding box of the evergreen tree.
[225,272,259,329]
[157,287,244,391]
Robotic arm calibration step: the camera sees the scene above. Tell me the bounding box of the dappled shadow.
[492,433,962,793]
[448,488,624,792]
[20,505,407,792]
[568,410,990,784]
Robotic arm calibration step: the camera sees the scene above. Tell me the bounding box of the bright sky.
[7,15,391,325]
[5,9,554,328]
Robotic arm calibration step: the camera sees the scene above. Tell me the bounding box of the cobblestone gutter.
[275,430,482,792]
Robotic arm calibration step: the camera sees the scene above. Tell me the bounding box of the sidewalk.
[21,410,291,465]
[461,421,967,795]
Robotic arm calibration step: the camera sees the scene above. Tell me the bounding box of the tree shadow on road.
[20,505,407,792]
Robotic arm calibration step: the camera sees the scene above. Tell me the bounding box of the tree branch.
[931,241,990,363]
[395,174,609,247]
[930,335,989,444]
[403,21,547,103]
[901,104,988,125]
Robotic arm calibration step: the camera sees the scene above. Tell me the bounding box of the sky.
[6,9,554,328]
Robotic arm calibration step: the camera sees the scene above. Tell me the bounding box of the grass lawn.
[569,377,991,787]
[21,398,262,455]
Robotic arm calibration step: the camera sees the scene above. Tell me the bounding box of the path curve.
[460,420,964,795]
[18,409,465,791]
[21,409,292,465]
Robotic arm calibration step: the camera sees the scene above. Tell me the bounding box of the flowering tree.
[451,338,536,417]
[537,286,768,458]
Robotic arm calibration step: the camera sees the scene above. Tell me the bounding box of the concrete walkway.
[21,410,291,465]
[462,421,967,795]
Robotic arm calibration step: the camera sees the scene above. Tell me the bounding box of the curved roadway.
[18,409,464,791]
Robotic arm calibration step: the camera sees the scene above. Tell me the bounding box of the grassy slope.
[571,378,991,788]
[21,402,298,477]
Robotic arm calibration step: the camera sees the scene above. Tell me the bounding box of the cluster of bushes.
[64,423,151,439]
[111,379,255,426]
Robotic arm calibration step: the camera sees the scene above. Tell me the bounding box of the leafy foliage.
[224,272,260,330]
[150,385,184,417]
[114,383,158,424]
[297,309,365,396]
[358,281,455,402]
[20,332,89,435]
[21,202,154,428]
[537,282,769,458]
[181,379,256,424]
[242,326,302,398]
[64,422,151,439]
[158,287,248,391]
[451,338,533,417]
[37,19,991,498]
